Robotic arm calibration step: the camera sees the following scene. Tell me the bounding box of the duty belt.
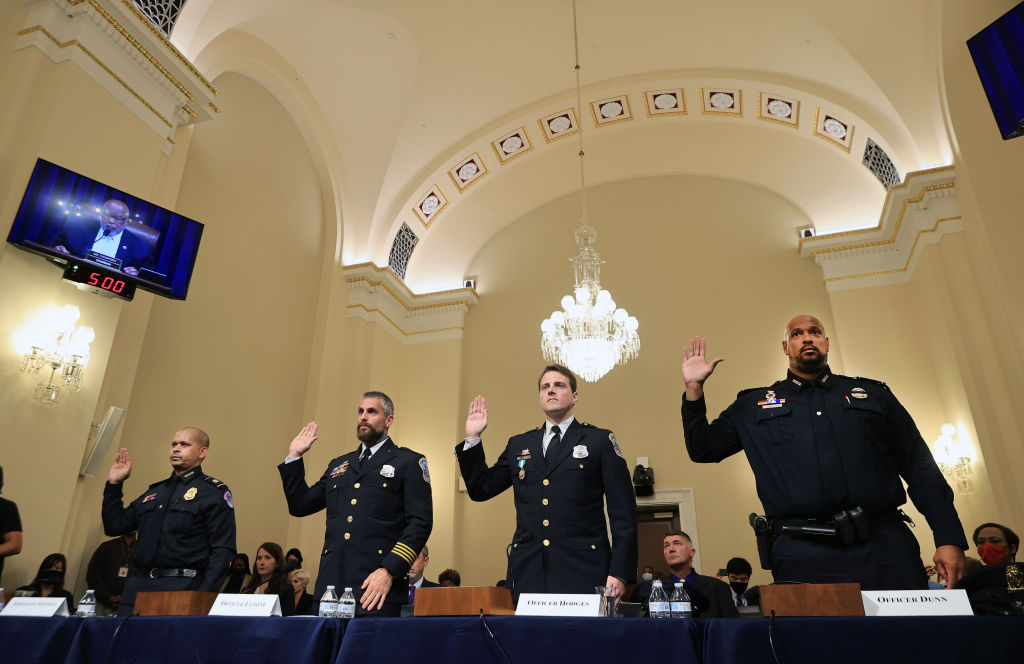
[147,568,198,579]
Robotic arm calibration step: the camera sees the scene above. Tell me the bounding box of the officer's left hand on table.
[360,567,393,610]
[605,575,624,606]
[933,544,966,588]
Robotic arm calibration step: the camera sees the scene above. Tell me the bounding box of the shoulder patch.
[609,433,623,458]
[222,490,234,509]
[737,387,769,399]
[419,457,431,483]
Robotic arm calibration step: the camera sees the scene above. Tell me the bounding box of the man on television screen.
[45,199,153,276]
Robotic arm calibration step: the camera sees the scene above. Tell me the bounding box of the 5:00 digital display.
[62,261,137,300]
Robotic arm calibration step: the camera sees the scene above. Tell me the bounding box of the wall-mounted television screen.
[6,158,203,300]
[968,1,1024,140]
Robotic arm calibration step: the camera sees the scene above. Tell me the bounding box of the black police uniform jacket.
[456,420,638,597]
[682,367,967,549]
[278,438,433,606]
[101,466,237,592]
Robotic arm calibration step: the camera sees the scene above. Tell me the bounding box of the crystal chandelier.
[12,304,95,405]
[539,0,639,383]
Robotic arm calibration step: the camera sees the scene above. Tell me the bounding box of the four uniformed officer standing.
[457,365,638,601]
[102,427,237,616]
[681,315,968,590]
[279,391,432,616]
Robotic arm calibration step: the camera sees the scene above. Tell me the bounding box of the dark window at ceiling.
[862,138,901,189]
[133,0,188,38]
[388,223,419,280]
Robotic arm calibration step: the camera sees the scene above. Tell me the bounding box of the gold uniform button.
[542,479,549,486]
[351,498,358,505]
[543,539,550,547]
[383,482,387,487]
[378,549,383,554]
[542,498,549,505]
[579,464,583,469]
[347,516,353,522]
[591,544,596,550]
[332,484,337,489]
[354,482,360,489]
[344,533,351,540]
[542,519,549,526]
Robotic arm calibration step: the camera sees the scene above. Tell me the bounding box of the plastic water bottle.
[77,589,97,617]
[648,579,670,618]
[319,585,338,617]
[670,582,692,618]
[338,587,356,619]
[0,588,5,613]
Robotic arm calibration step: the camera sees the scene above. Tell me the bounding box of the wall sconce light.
[11,304,95,405]
[932,423,976,495]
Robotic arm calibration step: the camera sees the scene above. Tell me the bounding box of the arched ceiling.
[172,0,953,292]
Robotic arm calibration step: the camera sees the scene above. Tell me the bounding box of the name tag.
[861,589,973,616]
[1,597,70,617]
[515,593,601,617]
[208,593,282,617]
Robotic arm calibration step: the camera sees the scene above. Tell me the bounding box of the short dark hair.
[362,391,394,417]
[972,522,1019,551]
[438,568,461,586]
[538,364,577,393]
[285,548,303,563]
[419,545,429,558]
[664,529,693,543]
[726,557,753,576]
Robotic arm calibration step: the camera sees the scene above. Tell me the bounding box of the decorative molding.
[17,0,220,152]
[344,263,478,343]
[799,167,962,291]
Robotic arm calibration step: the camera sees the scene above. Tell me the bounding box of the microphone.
[102,228,112,236]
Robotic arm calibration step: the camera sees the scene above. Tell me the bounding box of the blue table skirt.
[63,616,345,664]
[336,615,701,664]
[702,616,1024,664]
[0,616,84,664]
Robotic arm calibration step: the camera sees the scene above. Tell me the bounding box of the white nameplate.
[861,589,973,616]
[209,593,282,617]
[515,593,601,617]
[0,597,70,617]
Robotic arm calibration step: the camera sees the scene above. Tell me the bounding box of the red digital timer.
[62,261,137,300]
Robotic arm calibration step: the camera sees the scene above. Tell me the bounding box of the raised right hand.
[288,421,318,458]
[465,395,488,438]
[107,448,132,484]
[682,337,724,388]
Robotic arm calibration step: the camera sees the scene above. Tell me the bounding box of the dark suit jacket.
[279,438,433,609]
[632,573,740,618]
[45,219,153,272]
[419,579,442,588]
[456,419,638,599]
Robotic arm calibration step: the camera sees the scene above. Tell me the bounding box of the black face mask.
[39,569,65,585]
[730,581,748,595]
[228,567,246,577]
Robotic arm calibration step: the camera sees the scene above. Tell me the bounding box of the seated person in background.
[241,542,293,615]
[438,568,461,587]
[973,523,1018,566]
[85,531,136,615]
[220,553,251,594]
[495,579,506,588]
[290,569,314,615]
[45,199,153,276]
[631,531,738,619]
[15,553,75,613]
[639,565,656,583]
[285,548,303,572]
[406,546,440,605]
[724,557,758,607]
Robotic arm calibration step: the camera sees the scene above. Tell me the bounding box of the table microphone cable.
[767,609,787,664]
[479,610,513,664]
[105,614,132,664]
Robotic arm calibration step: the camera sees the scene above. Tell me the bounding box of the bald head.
[100,199,130,234]
[781,314,829,378]
[170,427,209,474]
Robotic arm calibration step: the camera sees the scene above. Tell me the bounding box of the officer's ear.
[198,446,208,461]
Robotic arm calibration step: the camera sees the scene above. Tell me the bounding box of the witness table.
[335,615,701,664]
[701,615,1024,664]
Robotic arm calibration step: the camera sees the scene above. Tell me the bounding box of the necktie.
[409,585,416,605]
[546,425,561,458]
